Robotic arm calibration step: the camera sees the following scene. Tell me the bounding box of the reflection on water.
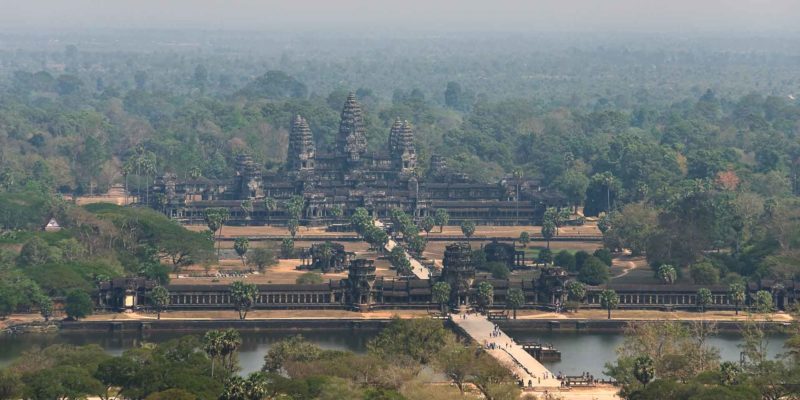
[0,328,790,377]
[505,329,790,378]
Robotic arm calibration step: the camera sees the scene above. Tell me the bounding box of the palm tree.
[541,221,556,249]
[477,281,494,313]
[431,281,451,314]
[230,281,258,320]
[566,281,586,312]
[697,288,712,313]
[506,288,525,319]
[234,237,249,267]
[657,264,677,285]
[599,289,619,320]
[148,285,170,320]
[204,330,225,378]
[263,197,276,226]
[220,328,242,373]
[729,282,746,315]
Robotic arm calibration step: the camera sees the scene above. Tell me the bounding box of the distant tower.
[235,154,262,199]
[347,258,377,311]
[392,120,417,178]
[337,93,368,163]
[388,118,402,154]
[286,115,315,173]
[429,154,448,179]
[441,242,474,307]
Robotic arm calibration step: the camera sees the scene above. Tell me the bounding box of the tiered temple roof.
[337,92,368,162]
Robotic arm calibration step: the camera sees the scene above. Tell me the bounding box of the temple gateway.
[151,93,558,225]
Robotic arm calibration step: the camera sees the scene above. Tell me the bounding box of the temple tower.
[388,118,402,154]
[235,154,262,199]
[441,242,474,307]
[286,115,316,173]
[392,121,417,178]
[337,93,367,164]
[429,154,448,179]
[347,258,377,310]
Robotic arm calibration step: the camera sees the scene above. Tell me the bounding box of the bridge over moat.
[451,312,561,389]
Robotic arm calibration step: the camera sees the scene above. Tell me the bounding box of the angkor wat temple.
[152,93,558,225]
[99,242,799,313]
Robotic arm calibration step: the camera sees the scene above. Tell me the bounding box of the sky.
[0,0,798,33]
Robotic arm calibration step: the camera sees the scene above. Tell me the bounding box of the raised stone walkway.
[374,220,430,280]
[452,312,561,388]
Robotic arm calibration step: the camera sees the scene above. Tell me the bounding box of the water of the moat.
[0,329,790,378]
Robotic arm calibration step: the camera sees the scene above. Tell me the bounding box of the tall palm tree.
[203,330,225,378]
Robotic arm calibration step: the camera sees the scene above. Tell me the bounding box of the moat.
[1,330,789,378]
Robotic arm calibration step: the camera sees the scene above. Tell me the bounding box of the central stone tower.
[337,93,367,164]
[286,115,316,174]
[441,242,475,307]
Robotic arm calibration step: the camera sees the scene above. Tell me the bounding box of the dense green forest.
[2,31,800,314]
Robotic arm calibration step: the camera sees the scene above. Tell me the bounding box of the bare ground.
[513,309,794,322]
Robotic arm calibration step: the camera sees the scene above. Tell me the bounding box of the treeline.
[607,319,800,400]
[0,195,214,319]
[0,318,521,400]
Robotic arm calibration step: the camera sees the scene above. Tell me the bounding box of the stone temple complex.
[152,93,556,225]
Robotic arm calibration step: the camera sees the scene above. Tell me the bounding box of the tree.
[690,262,719,285]
[657,264,677,285]
[406,234,427,257]
[296,272,323,285]
[0,364,22,399]
[219,329,242,374]
[697,288,712,313]
[367,317,449,364]
[329,205,343,219]
[518,231,530,248]
[578,256,610,285]
[753,290,773,313]
[729,282,746,315]
[600,289,619,319]
[506,288,524,319]
[633,355,655,387]
[460,220,476,241]
[421,216,435,236]
[280,238,294,258]
[229,281,257,320]
[248,248,277,272]
[541,220,556,249]
[148,286,170,320]
[37,295,54,321]
[204,208,229,257]
[554,250,577,271]
[65,290,93,320]
[555,168,590,212]
[18,236,62,266]
[287,218,299,239]
[537,248,553,265]
[431,281,451,314]
[203,330,225,378]
[263,197,277,225]
[476,281,494,312]
[566,281,586,311]
[234,237,249,267]
[285,196,305,222]
[434,209,450,233]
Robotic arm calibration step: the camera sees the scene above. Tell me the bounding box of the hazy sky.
[1,0,798,33]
